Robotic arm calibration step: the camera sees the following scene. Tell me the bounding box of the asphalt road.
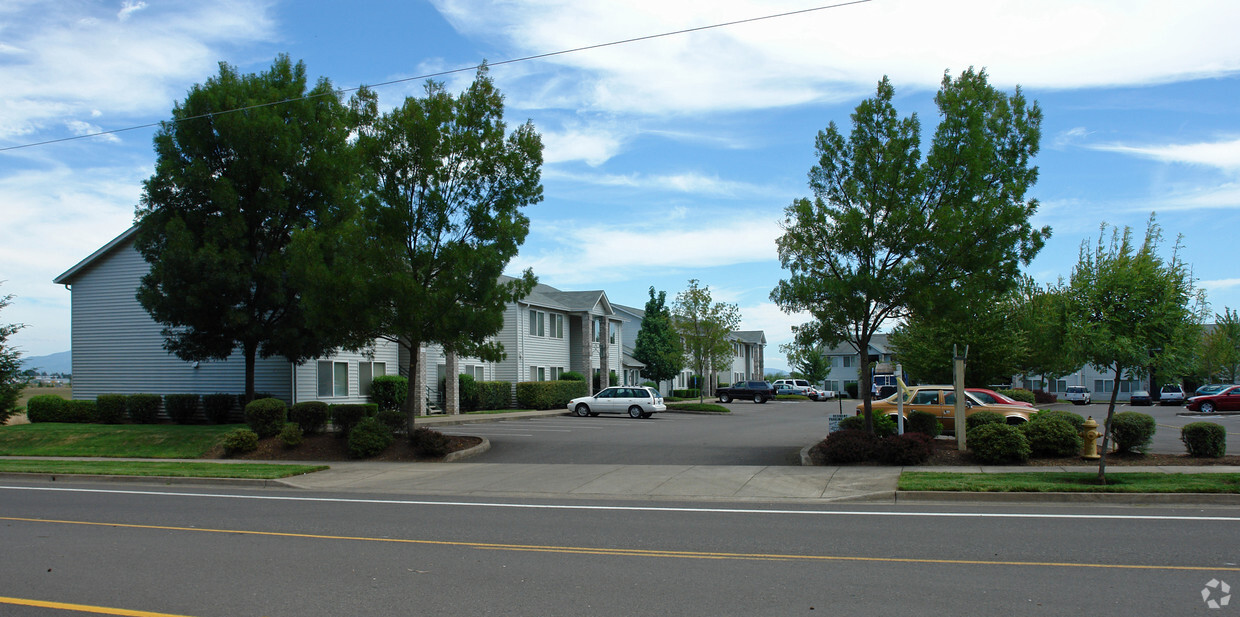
[1,480,1237,616]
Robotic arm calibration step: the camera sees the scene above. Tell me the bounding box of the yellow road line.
[0,595,193,616]
[3,515,1237,573]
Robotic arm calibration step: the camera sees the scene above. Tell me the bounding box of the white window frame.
[529,309,545,337]
[317,361,348,398]
[358,361,386,396]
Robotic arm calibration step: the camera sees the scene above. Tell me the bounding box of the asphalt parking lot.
[1044,398,1238,454]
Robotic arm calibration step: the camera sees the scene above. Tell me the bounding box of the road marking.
[0,595,193,616]
[2,515,1235,572]
[3,485,1240,522]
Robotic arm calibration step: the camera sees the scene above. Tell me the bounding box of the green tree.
[771,69,1048,432]
[1009,276,1077,385]
[887,285,1026,386]
[780,342,831,385]
[0,287,26,423]
[314,66,542,428]
[1199,308,1240,383]
[134,55,362,402]
[632,287,684,386]
[672,280,741,402]
[1066,216,1206,482]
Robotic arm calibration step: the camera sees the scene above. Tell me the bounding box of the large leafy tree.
[312,66,542,427]
[780,341,831,385]
[1066,217,1206,482]
[134,55,361,401]
[672,279,740,402]
[887,287,1026,387]
[0,286,25,423]
[771,69,1048,432]
[1009,276,1077,385]
[1198,308,1240,384]
[632,287,683,386]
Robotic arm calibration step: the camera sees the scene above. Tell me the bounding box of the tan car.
[855,385,1033,432]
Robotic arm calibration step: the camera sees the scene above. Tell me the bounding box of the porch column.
[599,320,610,390]
[581,314,594,393]
[445,350,459,415]
[412,344,427,416]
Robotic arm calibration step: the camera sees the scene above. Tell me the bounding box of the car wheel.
[629,405,644,419]
[575,404,590,417]
[1201,402,1216,413]
[753,394,763,403]
[719,394,731,403]
[641,412,652,419]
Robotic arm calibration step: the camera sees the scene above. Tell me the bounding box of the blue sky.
[3,0,1240,372]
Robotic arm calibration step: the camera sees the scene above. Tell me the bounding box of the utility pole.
[954,346,968,452]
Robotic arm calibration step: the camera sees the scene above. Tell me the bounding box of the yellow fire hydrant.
[1081,416,1103,460]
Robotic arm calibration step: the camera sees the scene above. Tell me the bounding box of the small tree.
[1066,216,1207,483]
[0,286,26,424]
[780,342,830,386]
[1199,307,1240,384]
[632,287,684,387]
[672,280,740,402]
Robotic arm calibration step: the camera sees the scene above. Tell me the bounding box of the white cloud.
[511,217,782,285]
[432,0,1240,116]
[545,168,783,199]
[1199,278,1240,292]
[1090,137,1240,171]
[117,1,147,21]
[542,122,629,166]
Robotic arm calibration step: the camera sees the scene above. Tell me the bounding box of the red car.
[966,388,1035,408]
[1186,385,1240,413]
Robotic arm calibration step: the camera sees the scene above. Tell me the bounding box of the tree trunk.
[1095,364,1123,484]
[243,340,257,404]
[858,339,873,434]
[403,338,422,434]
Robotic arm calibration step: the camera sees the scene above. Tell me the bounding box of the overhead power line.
[0,0,872,153]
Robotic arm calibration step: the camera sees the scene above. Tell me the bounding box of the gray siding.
[292,340,400,405]
[65,242,291,401]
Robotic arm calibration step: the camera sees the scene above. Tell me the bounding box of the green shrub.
[906,410,943,437]
[279,423,303,448]
[560,371,585,381]
[222,429,259,456]
[244,398,287,438]
[1033,390,1058,404]
[348,417,394,458]
[844,382,859,399]
[642,381,657,388]
[25,395,67,423]
[592,371,620,390]
[476,381,512,410]
[838,412,897,437]
[126,394,163,424]
[673,389,701,398]
[440,374,483,412]
[967,423,1030,465]
[95,394,128,424]
[876,432,934,465]
[289,401,329,435]
[164,394,200,424]
[330,404,370,436]
[817,429,878,464]
[1020,416,1083,457]
[65,400,98,423]
[1109,411,1155,454]
[203,394,236,424]
[965,410,1005,431]
[1029,409,1085,431]
[368,375,408,411]
[410,426,451,457]
[376,409,407,434]
[1181,422,1227,458]
[998,388,1035,404]
[516,380,588,410]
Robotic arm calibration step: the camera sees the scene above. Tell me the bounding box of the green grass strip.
[0,460,327,479]
[900,471,1240,493]
[0,423,241,458]
[666,402,730,413]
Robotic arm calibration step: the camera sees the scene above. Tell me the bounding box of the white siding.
[292,340,400,405]
[65,241,291,401]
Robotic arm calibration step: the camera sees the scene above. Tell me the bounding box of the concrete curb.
[0,471,286,488]
[896,490,1240,505]
[441,437,490,463]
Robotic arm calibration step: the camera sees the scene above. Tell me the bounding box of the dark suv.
[717,380,776,404]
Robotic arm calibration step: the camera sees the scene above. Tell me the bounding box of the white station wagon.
[569,386,666,419]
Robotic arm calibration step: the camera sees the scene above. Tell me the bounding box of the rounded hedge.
[95,394,128,424]
[244,397,287,438]
[876,432,934,465]
[1030,409,1085,432]
[289,401,329,435]
[1181,422,1226,458]
[818,429,879,464]
[838,412,897,437]
[906,410,943,438]
[368,375,408,412]
[965,411,1005,431]
[411,426,451,457]
[203,393,236,424]
[967,423,1030,465]
[279,422,303,448]
[348,417,395,458]
[376,409,407,434]
[164,394,200,425]
[222,429,259,456]
[1109,411,1155,454]
[1020,416,1083,458]
[126,394,162,424]
[998,388,1036,404]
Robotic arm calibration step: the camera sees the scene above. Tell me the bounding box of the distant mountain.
[19,350,71,375]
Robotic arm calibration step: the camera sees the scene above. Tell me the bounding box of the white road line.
[2,485,1238,522]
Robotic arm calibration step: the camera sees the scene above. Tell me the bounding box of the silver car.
[569,386,666,419]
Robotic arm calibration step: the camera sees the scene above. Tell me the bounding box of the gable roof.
[54,226,139,285]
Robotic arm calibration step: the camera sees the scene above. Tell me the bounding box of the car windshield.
[1161,385,1180,393]
[648,388,662,398]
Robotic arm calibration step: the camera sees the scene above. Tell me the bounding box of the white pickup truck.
[1064,385,1092,405]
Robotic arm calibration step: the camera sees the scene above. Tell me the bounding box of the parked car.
[774,384,808,396]
[1159,384,1186,406]
[1064,386,1091,405]
[856,385,1033,433]
[1195,384,1234,397]
[717,380,776,404]
[1129,390,1153,406]
[966,388,1035,408]
[773,379,812,391]
[569,386,666,419]
[809,388,836,401]
[1186,385,1240,413]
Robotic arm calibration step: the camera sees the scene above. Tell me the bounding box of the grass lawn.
[900,471,1240,493]
[0,459,326,479]
[0,423,242,458]
[666,402,730,413]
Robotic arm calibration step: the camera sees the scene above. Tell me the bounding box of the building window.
[317,361,348,398]
[609,322,616,344]
[550,314,564,338]
[1094,379,1114,394]
[551,367,564,380]
[530,366,546,381]
[529,309,545,337]
[843,355,855,368]
[359,361,386,396]
[462,364,484,381]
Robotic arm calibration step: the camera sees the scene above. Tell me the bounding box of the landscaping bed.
[207,431,484,462]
